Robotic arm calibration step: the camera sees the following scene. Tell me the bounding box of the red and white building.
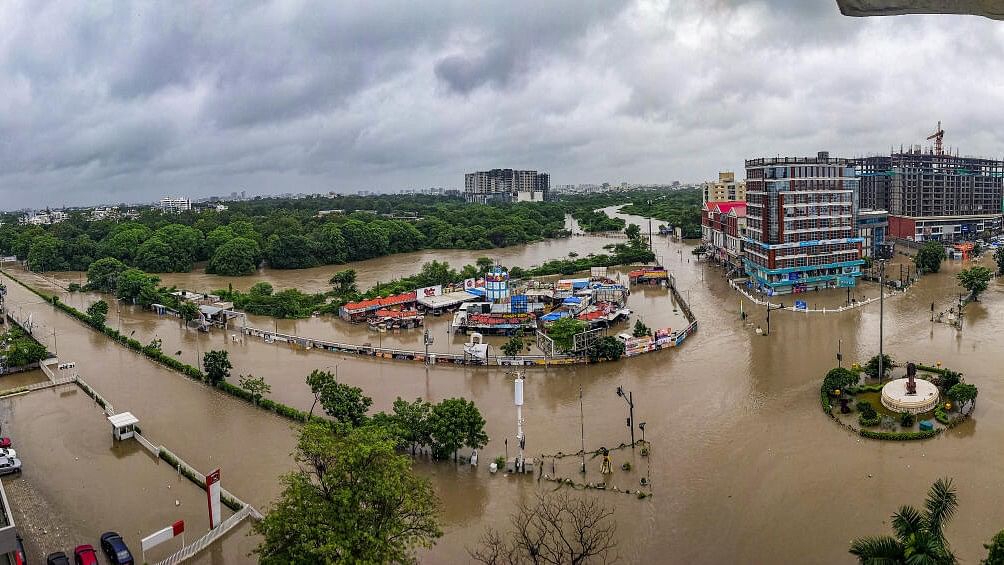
[701,201,747,271]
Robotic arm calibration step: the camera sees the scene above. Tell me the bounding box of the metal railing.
[156,505,259,565]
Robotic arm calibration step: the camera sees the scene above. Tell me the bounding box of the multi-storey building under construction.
[853,143,1003,242]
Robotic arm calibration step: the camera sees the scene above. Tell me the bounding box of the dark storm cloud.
[0,0,1003,209]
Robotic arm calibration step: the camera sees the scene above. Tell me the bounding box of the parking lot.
[0,387,240,564]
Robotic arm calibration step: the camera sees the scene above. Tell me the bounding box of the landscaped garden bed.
[820,356,977,441]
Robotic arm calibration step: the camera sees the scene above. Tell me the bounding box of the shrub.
[859,429,939,441]
[900,411,916,428]
[859,414,881,427]
[494,455,506,469]
[855,400,873,413]
[934,405,951,425]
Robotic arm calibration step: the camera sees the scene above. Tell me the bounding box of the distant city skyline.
[2,2,1003,208]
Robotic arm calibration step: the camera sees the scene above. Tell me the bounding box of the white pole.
[514,376,524,471]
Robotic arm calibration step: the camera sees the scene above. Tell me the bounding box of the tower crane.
[927,121,944,155]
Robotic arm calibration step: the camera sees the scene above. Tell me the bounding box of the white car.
[0,449,16,459]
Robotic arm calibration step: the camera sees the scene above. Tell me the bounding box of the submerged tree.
[203,350,232,385]
[254,423,441,564]
[470,492,617,565]
[86,300,109,328]
[957,265,993,301]
[915,241,947,274]
[849,477,958,565]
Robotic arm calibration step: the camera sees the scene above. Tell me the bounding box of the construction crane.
[927,120,945,155]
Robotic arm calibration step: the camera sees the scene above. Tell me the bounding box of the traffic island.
[820,361,977,441]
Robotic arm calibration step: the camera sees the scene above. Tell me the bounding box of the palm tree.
[849,477,958,564]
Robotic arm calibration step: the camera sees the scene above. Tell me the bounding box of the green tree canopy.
[265,233,319,269]
[207,237,261,276]
[203,350,232,385]
[86,300,109,327]
[915,241,947,274]
[178,301,200,325]
[253,423,441,564]
[428,397,489,460]
[863,354,896,379]
[547,317,588,353]
[27,234,66,271]
[115,268,161,305]
[947,383,978,414]
[957,265,992,301]
[134,236,176,272]
[329,269,358,296]
[311,223,349,265]
[994,247,1004,275]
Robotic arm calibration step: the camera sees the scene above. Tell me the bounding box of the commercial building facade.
[743,153,863,295]
[702,172,746,203]
[701,201,746,271]
[464,169,550,204]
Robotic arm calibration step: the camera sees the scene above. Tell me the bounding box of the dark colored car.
[46,552,71,565]
[99,532,134,565]
[73,544,99,565]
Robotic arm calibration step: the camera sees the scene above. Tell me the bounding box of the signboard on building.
[417,285,442,298]
[463,278,476,290]
[206,468,222,529]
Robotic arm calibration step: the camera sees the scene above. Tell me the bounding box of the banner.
[464,278,476,290]
[417,285,442,298]
[206,468,222,529]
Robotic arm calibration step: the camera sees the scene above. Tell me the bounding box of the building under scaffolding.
[852,139,1004,241]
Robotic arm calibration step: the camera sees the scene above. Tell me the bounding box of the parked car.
[73,544,99,565]
[14,534,26,565]
[0,437,11,448]
[99,532,134,565]
[0,448,17,459]
[46,552,71,565]
[0,457,21,476]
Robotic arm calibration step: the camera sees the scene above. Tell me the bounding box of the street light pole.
[616,386,635,447]
[878,258,885,381]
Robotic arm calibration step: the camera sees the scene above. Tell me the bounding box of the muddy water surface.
[5,208,1004,563]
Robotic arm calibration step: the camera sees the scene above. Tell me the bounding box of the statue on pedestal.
[906,362,917,395]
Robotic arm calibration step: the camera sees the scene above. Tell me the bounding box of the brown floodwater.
[5,207,1004,564]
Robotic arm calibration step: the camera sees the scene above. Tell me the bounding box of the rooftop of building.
[704,200,747,217]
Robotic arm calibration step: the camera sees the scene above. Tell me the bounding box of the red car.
[0,438,11,448]
[73,545,99,565]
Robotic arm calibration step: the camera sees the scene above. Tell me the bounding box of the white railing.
[156,505,259,565]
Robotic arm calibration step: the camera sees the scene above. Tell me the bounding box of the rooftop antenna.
[926,120,945,155]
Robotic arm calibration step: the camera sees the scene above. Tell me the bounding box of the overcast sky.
[1,1,1003,209]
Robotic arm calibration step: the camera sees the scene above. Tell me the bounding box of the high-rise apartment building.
[743,152,863,295]
[464,169,550,204]
[853,147,1003,242]
[702,172,746,203]
[159,197,191,213]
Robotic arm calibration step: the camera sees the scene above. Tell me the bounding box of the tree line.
[0,194,570,276]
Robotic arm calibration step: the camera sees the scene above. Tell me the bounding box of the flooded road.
[5,207,1004,563]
